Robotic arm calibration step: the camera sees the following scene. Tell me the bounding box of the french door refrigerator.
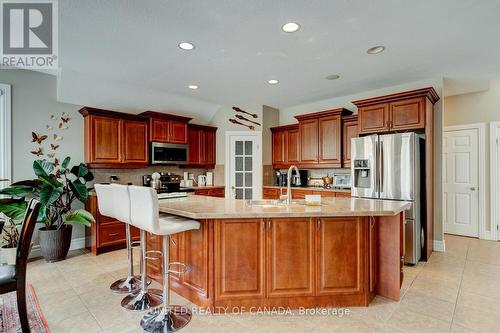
[351,133,425,264]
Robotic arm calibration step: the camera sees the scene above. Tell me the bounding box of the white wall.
[1,69,86,241]
[280,78,445,243]
[444,77,500,237]
[208,104,263,165]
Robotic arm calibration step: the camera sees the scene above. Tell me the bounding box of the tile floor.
[26,234,500,333]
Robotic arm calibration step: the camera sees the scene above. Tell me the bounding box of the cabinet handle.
[108,233,119,237]
[262,220,265,230]
[268,220,271,230]
[317,219,321,230]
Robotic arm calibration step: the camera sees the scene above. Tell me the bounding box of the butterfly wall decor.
[31,148,43,156]
[32,132,48,144]
[50,144,60,150]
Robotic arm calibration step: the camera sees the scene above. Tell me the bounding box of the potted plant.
[0,157,95,262]
[1,217,20,264]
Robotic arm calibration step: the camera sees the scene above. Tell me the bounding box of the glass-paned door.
[228,133,262,200]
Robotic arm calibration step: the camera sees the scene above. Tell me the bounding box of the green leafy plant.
[0,157,95,229]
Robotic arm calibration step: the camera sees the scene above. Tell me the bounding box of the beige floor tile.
[410,275,460,303]
[460,274,500,298]
[88,302,144,330]
[453,305,499,332]
[457,291,500,315]
[400,290,455,322]
[37,289,88,324]
[450,324,479,333]
[48,311,102,333]
[349,296,398,326]
[387,306,451,333]
[463,260,500,279]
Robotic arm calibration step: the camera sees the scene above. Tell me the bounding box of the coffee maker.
[276,170,308,187]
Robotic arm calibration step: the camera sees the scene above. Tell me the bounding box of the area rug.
[0,285,50,333]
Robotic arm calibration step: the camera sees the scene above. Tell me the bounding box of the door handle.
[380,142,384,193]
[470,187,477,191]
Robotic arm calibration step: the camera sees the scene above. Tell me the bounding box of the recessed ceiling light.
[282,22,300,33]
[325,74,341,80]
[366,46,385,54]
[188,85,199,90]
[178,42,195,50]
[267,79,279,85]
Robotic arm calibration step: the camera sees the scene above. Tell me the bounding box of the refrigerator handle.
[375,139,380,195]
[380,141,384,194]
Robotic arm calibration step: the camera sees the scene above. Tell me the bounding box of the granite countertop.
[158,195,410,219]
[263,185,351,193]
[189,185,225,189]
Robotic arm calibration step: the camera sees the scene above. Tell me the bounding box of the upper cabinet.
[353,88,439,135]
[80,107,149,168]
[140,111,192,144]
[295,108,352,168]
[342,115,359,168]
[271,124,299,168]
[187,124,217,168]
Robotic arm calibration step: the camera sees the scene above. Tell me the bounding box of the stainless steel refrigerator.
[351,133,425,264]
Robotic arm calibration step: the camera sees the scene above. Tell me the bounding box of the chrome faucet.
[286,165,300,205]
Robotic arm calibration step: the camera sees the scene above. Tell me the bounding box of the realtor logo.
[1,0,58,69]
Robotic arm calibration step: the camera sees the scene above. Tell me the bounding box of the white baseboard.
[433,239,446,252]
[29,237,86,259]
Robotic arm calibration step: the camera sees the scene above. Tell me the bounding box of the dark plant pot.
[39,224,73,262]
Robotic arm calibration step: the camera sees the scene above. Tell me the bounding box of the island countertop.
[158,195,410,219]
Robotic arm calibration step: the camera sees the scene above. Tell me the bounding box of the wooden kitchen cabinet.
[389,98,425,131]
[342,115,359,168]
[354,89,438,134]
[318,115,342,166]
[286,127,300,163]
[295,108,353,168]
[267,218,315,297]
[272,130,286,165]
[357,104,389,134]
[141,111,191,144]
[186,124,217,168]
[80,107,149,168]
[316,217,365,295]
[271,124,299,168]
[215,219,266,300]
[122,120,148,164]
[85,195,140,255]
[298,119,319,163]
[194,187,225,198]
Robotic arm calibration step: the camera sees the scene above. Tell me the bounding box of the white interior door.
[226,132,262,200]
[443,128,480,237]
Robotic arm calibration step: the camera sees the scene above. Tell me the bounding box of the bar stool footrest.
[140,305,192,332]
[168,262,189,275]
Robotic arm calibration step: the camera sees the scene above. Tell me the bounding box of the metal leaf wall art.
[229,106,261,131]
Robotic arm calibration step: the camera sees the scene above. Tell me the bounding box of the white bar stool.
[128,186,200,332]
[94,184,140,293]
[117,185,163,311]
[94,184,141,294]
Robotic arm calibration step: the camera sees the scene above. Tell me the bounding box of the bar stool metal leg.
[140,235,192,332]
[121,230,162,311]
[110,224,142,294]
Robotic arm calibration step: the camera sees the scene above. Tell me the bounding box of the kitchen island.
[146,195,409,310]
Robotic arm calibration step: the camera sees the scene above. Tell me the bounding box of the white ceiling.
[58,0,500,119]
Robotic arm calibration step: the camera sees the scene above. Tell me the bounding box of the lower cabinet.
[215,219,266,300]
[213,217,373,302]
[267,218,314,297]
[316,217,364,295]
[262,187,351,199]
[85,195,140,255]
[194,187,225,197]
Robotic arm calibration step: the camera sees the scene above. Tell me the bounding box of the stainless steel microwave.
[150,142,189,164]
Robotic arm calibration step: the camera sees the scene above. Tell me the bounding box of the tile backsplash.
[89,166,213,187]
